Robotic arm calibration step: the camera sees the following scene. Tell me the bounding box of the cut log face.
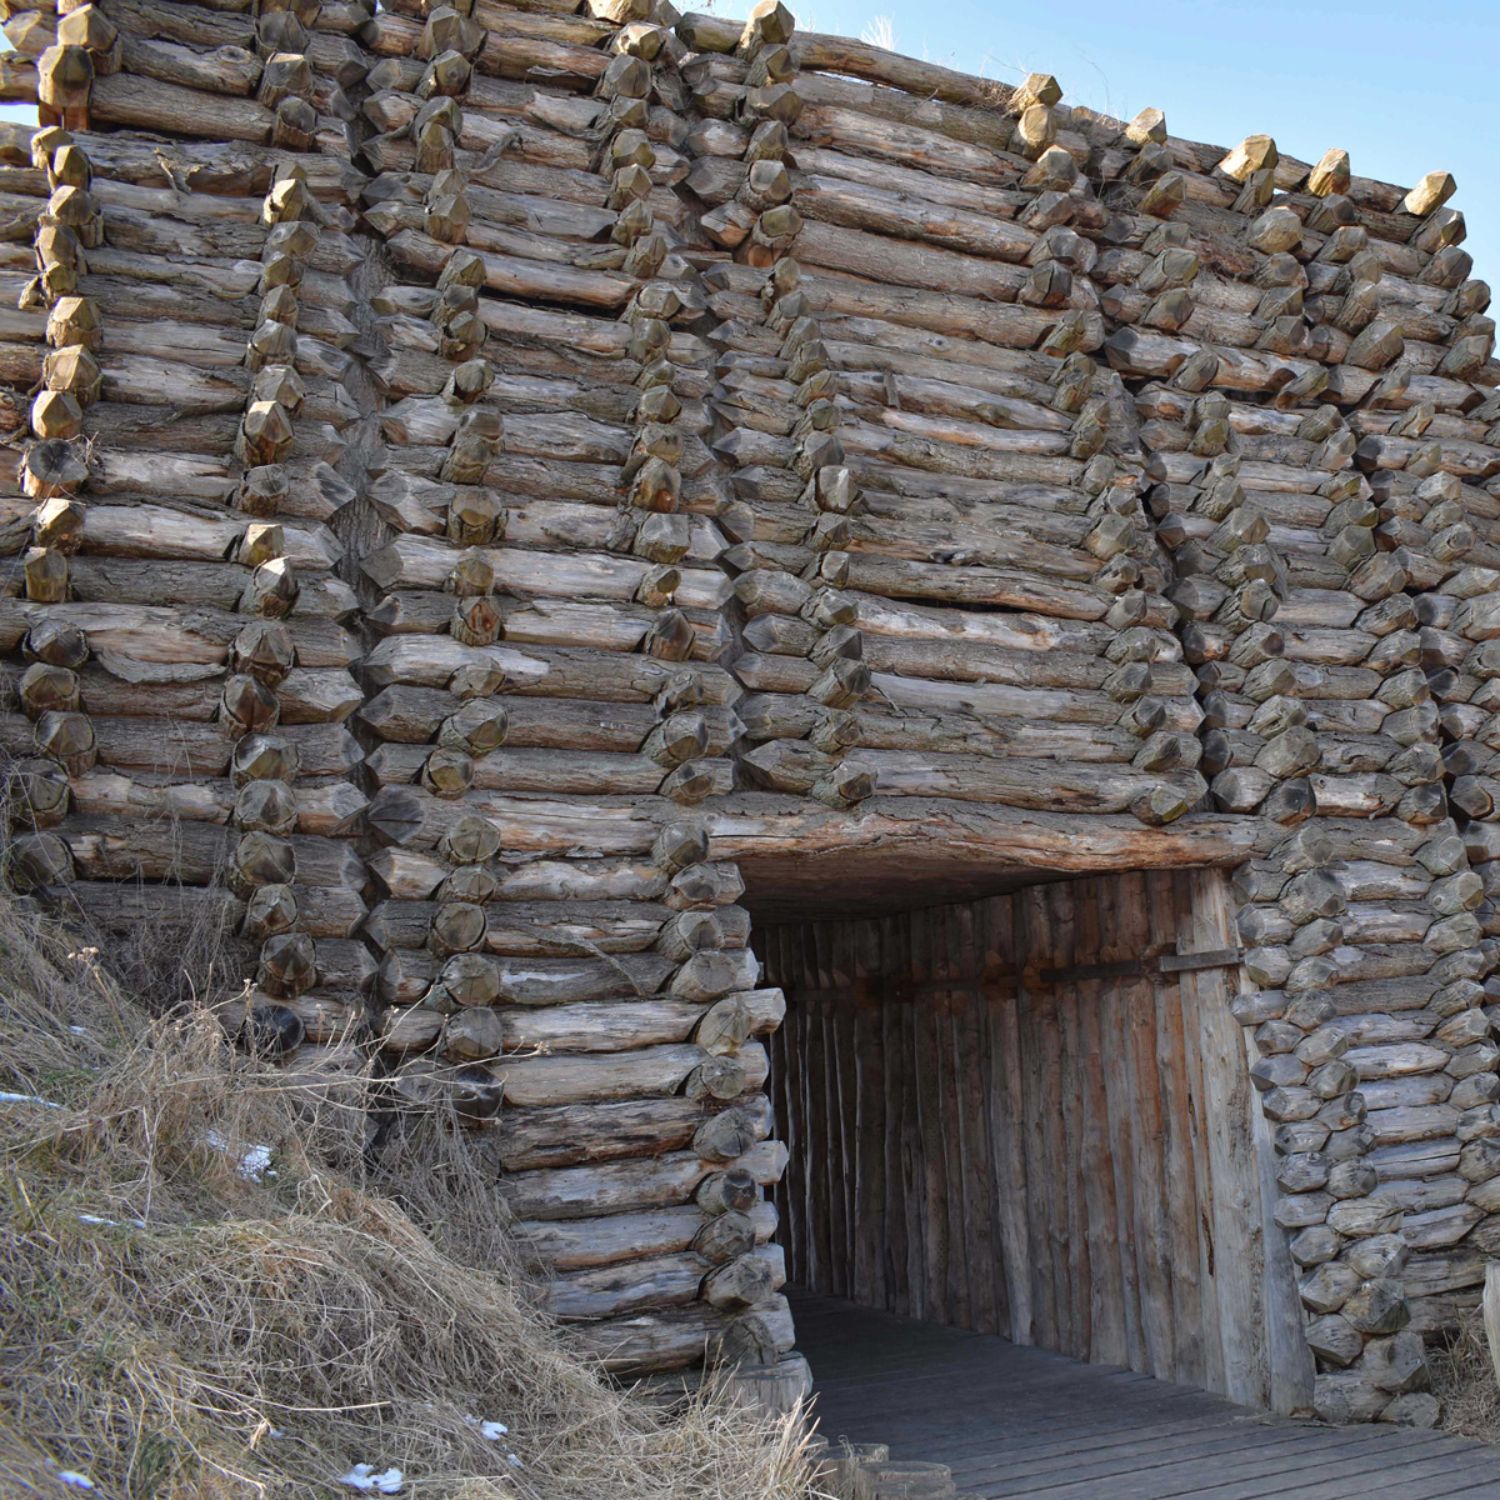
[7,0,1498,1402]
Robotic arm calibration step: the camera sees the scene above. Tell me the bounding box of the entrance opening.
[754,867,1311,1413]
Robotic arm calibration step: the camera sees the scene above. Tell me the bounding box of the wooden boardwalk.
[792,1291,1500,1498]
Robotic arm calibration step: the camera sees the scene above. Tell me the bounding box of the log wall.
[763,870,1312,1413]
[0,0,1494,1422]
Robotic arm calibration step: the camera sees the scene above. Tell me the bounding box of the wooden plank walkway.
[792,1290,1500,1498]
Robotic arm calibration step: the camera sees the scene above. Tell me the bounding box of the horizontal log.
[90,70,273,143]
[546,1244,785,1322]
[562,1293,793,1373]
[493,1093,771,1177]
[71,771,364,837]
[361,636,739,705]
[828,551,1109,621]
[501,1138,787,1220]
[516,1198,778,1269]
[791,172,1035,263]
[0,712,359,779]
[702,794,1268,915]
[0,602,355,668]
[366,847,670,904]
[362,535,729,608]
[439,989,784,1059]
[365,898,672,956]
[805,268,1101,351]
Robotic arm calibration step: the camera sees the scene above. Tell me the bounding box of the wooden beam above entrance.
[710,794,1274,919]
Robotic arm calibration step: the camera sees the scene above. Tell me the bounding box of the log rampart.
[0,0,1496,1421]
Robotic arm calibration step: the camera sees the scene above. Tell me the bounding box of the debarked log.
[704,792,1267,881]
[561,1294,794,1373]
[515,1197,779,1269]
[365,896,674,955]
[498,1096,775,1176]
[546,1244,785,1321]
[501,1138,787,1219]
[361,635,738,705]
[69,771,365,837]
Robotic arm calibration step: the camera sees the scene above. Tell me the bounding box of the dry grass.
[1430,1312,1500,1443]
[0,890,819,1498]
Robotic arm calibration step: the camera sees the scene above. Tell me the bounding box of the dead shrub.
[0,890,818,1498]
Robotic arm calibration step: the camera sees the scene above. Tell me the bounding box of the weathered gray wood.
[794,1292,1497,1495]
[9,0,1497,1398]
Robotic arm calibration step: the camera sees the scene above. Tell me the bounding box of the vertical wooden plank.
[1072,879,1120,1366]
[766,925,794,1285]
[1132,872,1177,1382]
[1068,876,1092,1362]
[1176,876,1224,1398]
[983,893,1029,1343]
[881,912,908,1319]
[933,904,967,1329]
[858,912,876,1314]
[1110,872,1171,1379]
[1095,877,1144,1371]
[1018,884,1061,1354]
[791,924,812,1292]
[1042,882,1074,1356]
[898,908,924,1320]
[807,924,832,1295]
[1042,887,1076,1356]
[823,923,849,1299]
[786,924,810,1290]
[820,919,845,1299]
[1079,934,1127,1366]
[951,897,995,1334]
[909,907,941,1322]
[1153,869,1204,1388]
[820,994,842,1298]
[840,922,861,1298]
[1189,867,1269,1406]
[1191,869,1314,1413]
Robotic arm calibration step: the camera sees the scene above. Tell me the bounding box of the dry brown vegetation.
[1430,1314,1500,1444]
[0,890,818,1498]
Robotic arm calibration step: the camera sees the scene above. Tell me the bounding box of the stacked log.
[1,0,1499,1413]
[687,2,878,811]
[350,0,794,1375]
[2,119,97,896]
[227,141,370,1055]
[727,46,1209,825]
[1093,116,1498,1423]
[0,0,372,1059]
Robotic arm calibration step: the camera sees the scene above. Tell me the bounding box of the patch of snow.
[338,1464,404,1494]
[464,1416,509,1441]
[507,1453,523,1469]
[203,1129,275,1181]
[0,1090,59,1108]
[76,1214,146,1229]
[55,1473,95,1490]
[238,1143,275,1181]
[68,1025,88,1035]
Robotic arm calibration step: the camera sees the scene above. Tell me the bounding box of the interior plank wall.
[761,868,1313,1413]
